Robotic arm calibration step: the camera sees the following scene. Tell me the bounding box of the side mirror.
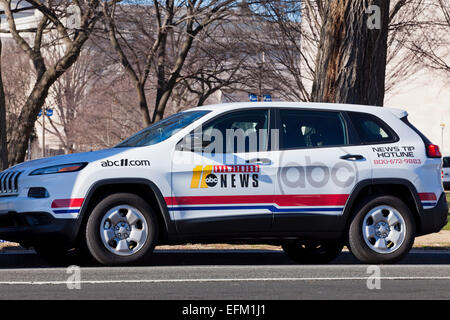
[177,133,205,152]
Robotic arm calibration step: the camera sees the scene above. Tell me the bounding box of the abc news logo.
[191,165,260,189]
[204,174,218,187]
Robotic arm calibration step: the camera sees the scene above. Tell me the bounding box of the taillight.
[427,144,442,158]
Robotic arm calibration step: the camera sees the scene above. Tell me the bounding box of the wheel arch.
[342,178,423,235]
[74,178,175,244]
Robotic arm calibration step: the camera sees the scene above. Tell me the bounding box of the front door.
[170,108,277,235]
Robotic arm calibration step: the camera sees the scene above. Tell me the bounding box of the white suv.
[0,102,447,265]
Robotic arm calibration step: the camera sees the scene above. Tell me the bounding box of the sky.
[385,68,450,155]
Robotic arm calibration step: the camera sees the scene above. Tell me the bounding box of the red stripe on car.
[51,198,84,208]
[418,193,437,201]
[164,194,349,207]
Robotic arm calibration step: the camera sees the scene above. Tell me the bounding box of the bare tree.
[244,1,443,104]
[100,0,236,127]
[169,16,251,109]
[45,45,103,153]
[98,1,163,126]
[0,0,106,165]
[239,0,315,102]
[73,74,143,149]
[1,43,35,160]
[152,0,236,122]
[406,0,450,75]
[311,0,391,105]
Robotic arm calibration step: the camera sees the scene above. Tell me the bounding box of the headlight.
[30,163,88,176]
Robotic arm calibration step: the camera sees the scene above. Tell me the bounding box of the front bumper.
[0,211,78,244]
[418,192,448,236]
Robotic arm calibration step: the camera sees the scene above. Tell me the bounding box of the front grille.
[0,170,22,196]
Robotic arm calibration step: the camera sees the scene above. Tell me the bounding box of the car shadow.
[0,249,449,269]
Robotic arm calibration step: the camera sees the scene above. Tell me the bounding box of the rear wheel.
[348,195,415,264]
[282,241,343,264]
[86,193,158,266]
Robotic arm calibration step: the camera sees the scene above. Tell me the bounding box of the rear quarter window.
[348,112,398,144]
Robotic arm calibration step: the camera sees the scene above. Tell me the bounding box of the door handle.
[246,158,272,165]
[340,154,365,161]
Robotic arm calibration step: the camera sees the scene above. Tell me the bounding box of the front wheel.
[348,195,416,264]
[86,193,158,266]
[282,241,343,264]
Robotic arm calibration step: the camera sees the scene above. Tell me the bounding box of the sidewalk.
[413,230,450,248]
[1,230,450,251]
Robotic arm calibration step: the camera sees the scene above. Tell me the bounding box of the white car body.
[0,102,447,264]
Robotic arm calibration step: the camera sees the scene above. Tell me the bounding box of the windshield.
[116,110,210,148]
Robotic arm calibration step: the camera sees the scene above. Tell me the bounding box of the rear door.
[271,108,372,233]
[359,112,442,207]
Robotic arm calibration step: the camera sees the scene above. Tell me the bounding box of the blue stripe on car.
[53,209,80,214]
[168,205,343,213]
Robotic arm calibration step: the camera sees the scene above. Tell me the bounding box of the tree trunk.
[152,31,196,123]
[153,32,168,123]
[8,42,87,165]
[136,83,151,127]
[153,89,172,123]
[6,29,91,165]
[311,0,390,106]
[7,72,57,165]
[0,36,8,170]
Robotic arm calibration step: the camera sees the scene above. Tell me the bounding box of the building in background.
[0,1,65,158]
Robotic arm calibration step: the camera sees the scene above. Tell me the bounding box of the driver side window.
[179,109,269,153]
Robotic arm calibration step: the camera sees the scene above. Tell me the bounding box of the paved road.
[0,249,449,299]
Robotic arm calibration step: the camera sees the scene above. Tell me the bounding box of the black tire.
[282,241,343,264]
[86,193,158,266]
[33,242,91,266]
[348,195,416,264]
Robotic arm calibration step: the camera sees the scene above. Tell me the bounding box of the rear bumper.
[418,192,448,236]
[0,211,78,244]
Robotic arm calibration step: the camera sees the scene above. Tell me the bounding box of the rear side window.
[348,112,397,144]
[279,109,347,149]
[443,157,450,168]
